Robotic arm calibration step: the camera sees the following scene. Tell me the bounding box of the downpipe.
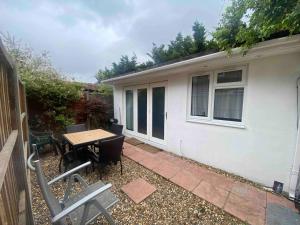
[288,76,300,202]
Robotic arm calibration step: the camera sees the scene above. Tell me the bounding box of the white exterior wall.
[113,52,300,191]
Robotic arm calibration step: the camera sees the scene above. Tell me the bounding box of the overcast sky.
[0,0,230,83]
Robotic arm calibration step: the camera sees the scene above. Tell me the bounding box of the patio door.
[124,82,167,145]
[149,82,167,144]
[136,85,149,139]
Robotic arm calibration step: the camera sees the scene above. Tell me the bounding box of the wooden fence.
[0,40,33,224]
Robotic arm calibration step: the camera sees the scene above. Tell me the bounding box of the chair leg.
[58,157,63,173]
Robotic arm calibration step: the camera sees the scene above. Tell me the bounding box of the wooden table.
[63,129,116,147]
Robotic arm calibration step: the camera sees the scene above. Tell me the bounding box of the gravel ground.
[31,152,246,225]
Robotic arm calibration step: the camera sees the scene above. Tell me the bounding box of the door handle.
[165,112,167,120]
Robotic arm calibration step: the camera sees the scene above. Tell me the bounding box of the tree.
[96,67,114,82]
[237,0,300,48]
[112,55,137,75]
[213,0,300,51]
[147,43,168,64]
[212,0,247,51]
[192,21,206,52]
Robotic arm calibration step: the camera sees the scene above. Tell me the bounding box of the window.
[191,75,209,117]
[217,70,242,83]
[213,88,244,122]
[189,67,246,125]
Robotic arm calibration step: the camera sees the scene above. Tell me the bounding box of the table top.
[63,129,116,146]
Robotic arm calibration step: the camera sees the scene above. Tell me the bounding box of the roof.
[102,35,300,85]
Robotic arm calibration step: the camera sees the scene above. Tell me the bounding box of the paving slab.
[266,203,300,225]
[123,143,300,225]
[121,178,156,204]
[204,172,235,191]
[170,169,202,191]
[126,149,149,163]
[193,180,229,208]
[224,193,266,225]
[139,155,164,170]
[266,192,297,212]
[152,161,181,179]
[231,181,266,208]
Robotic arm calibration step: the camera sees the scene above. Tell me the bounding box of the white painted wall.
[113,52,300,191]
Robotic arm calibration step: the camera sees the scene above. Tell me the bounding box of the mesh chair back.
[110,124,123,135]
[34,161,62,217]
[66,123,87,133]
[98,135,125,164]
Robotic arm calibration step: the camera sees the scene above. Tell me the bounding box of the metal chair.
[66,124,87,134]
[27,147,118,225]
[30,130,56,155]
[52,136,76,173]
[52,136,91,173]
[89,136,125,179]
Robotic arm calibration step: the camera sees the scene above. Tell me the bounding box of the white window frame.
[123,87,136,135]
[187,72,213,122]
[187,66,247,128]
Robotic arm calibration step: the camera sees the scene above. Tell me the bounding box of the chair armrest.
[52,183,112,223]
[48,161,91,185]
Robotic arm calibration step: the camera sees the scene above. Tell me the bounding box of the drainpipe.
[289,77,300,200]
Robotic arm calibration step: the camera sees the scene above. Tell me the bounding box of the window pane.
[191,75,209,117]
[152,87,165,140]
[217,70,242,83]
[213,88,244,122]
[126,90,134,130]
[138,88,147,134]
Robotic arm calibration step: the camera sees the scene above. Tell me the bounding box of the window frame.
[187,66,247,128]
[123,86,136,135]
[187,72,213,122]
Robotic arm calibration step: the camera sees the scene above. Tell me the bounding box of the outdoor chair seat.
[64,181,118,225]
[27,145,118,225]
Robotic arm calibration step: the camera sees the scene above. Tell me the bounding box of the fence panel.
[0,39,34,224]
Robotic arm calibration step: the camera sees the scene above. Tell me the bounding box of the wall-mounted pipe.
[288,76,300,201]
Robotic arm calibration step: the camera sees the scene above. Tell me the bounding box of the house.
[102,35,300,200]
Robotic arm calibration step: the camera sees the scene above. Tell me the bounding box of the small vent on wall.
[273,181,283,194]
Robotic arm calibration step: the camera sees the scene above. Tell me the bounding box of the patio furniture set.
[28,123,125,225]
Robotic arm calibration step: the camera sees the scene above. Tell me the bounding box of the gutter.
[102,34,300,84]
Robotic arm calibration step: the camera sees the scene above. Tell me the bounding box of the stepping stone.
[121,178,156,204]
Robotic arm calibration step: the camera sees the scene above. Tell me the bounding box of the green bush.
[2,34,83,132]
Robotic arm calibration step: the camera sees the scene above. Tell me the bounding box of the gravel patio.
[31,142,299,225]
[31,151,244,224]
